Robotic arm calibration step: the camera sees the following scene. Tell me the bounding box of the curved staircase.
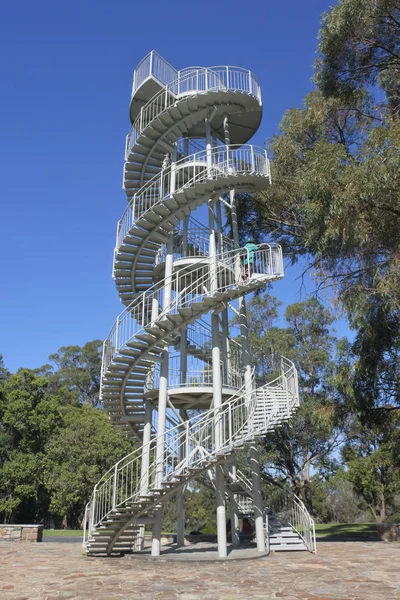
[85,51,308,557]
[84,361,300,555]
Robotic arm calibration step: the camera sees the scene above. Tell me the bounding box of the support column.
[177,329,187,547]
[206,129,228,556]
[177,483,185,547]
[212,312,227,558]
[250,444,265,552]
[216,198,231,386]
[176,204,189,547]
[229,462,240,547]
[225,114,265,553]
[152,146,177,557]
[136,399,153,551]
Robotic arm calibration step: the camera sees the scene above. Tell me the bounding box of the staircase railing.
[116,144,270,265]
[127,66,261,156]
[265,485,316,553]
[154,216,235,267]
[103,244,283,385]
[89,375,254,537]
[87,359,299,544]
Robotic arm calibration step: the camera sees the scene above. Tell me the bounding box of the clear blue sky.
[0,0,345,372]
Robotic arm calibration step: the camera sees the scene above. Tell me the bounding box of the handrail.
[145,353,244,392]
[154,215,235,268]
[86,358,299,541]
[89,374,254,534]
[103,244,283,380]
[115,144,270,268]
[132,51,178,96]
[126,66,261,158]
[264,482,316,553]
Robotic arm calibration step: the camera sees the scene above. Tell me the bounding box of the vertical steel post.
[177,482,185,547]
[151,146,177,557]
[137,399,153,550]
[224,114,265,553]
[206,117,227,558]
[229,462,240,547]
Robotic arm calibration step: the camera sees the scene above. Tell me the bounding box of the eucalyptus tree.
[237,0,400,417]
[241,294,346,511]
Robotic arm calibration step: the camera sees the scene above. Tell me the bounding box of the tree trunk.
[302,460,313,513]
[378,494,386,523]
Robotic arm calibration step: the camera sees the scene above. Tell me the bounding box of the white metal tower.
[84,52,315,557]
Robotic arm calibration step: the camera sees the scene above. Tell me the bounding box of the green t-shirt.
[243,242,259,265]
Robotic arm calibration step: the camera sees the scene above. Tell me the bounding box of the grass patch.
[43,529,83,537]
[315,523,377,539]
[43,530,176,538]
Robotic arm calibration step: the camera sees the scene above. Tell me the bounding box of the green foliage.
[342,415,400,522]
[311,474,369,523]
[316,0,400,116]
[242,293,345,513]
[185,484,217,533]
[0,452,42,521]
[236,1,400,420]
[0,341,133,528]
[48,340,103,407]
[0,370,63,453]
[161,483,217,534]
[44,405,132,528]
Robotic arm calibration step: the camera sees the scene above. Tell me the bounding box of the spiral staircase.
[84,51,315,557]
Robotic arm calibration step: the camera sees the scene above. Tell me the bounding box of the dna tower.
[84,52,315,558]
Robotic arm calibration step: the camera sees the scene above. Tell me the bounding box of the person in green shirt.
[243,238,267,278]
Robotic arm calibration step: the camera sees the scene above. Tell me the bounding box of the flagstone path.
[0,540,399,599]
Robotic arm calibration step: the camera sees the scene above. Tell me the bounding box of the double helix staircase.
[85,51,312,557]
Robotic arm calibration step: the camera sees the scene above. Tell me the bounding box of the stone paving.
[0,540,400,599]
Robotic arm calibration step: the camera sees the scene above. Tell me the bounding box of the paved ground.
[1,540,399,599]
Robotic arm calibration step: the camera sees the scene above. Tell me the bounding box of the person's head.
[246,237,255,244]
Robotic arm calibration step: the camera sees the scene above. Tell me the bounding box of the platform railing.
[115,144,270,266]
[154,220,235,267]
[132,51,178,97]
[126,66,261,157]
[145,353,244,392]
[236,494,254,513]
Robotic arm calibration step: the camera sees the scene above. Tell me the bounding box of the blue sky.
[0,0,347,372]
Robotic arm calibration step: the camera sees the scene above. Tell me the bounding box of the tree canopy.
[236,0,400,417]
[0,343,132,527]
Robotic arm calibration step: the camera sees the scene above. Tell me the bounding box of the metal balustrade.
[237,494,254,514]
[265,485,316,553]
[104,244,283,381]
[126,66,261,157]
[145,352,244,392]
[154,216,235,268]
[87,360,299,537]
[132,51,178,97]
[115,144,270,271]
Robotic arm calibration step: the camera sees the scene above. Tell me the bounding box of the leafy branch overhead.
[237,0,400,415]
